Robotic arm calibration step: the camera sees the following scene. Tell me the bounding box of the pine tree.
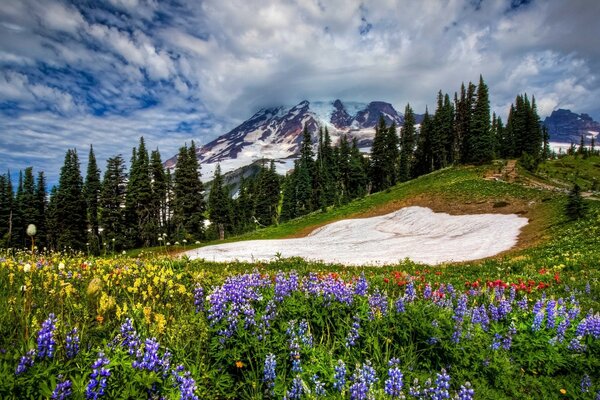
[56,149,87,251]
[173,142,206,240]
[0,173,13,247]
[347,138,368,199]
[20,168,38,241]
[13,171,25,247]
[469,75,493,164]
[565,184,587,220]
[295,126,315,214]
[35,171,47,249]
[385,122,400,186]
[413,108,433,177]
[150,149,168,234]
[370,116,390,192]
[45,186,59,251]
[233,175,257,233]
[399,103,416,182]
[208,164,232,239]
[280,165,299,222]
[125,137,156,247]
[255,160,281,225]
[431,91,448,169]
[315,128,336,209]
[99,155,128,250]
[84,145,101,253]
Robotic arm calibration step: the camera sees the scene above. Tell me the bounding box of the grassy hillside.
[536,154,600,192]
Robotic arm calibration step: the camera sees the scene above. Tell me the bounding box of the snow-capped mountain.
[544,109,600,144]
[165,99,405,179]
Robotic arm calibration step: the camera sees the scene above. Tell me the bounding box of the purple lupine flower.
[242,304,256,329]
[368,289,388,319]
[119,318,141,356]
[585,281,591,294]
[349,361,378,400]
[532,309,545,332]
[51,376,72,400]
[423,284,432,300]
[85,352,110,399]
[581,374,592,393]
[517,295,528,311]
[193,284,204,313]
[263,353,276,394]
[457,382,475,400]
[498,299,512,320]
[405,281,417,302]
[133,338,161,372]
[312,374,326,397]
[258,300,277,339]
[172,366,199,400]
[66,328,80,359]
[37,313,57,359]
[546,300,557,329]
[508,286,516,303]
[395,296,405,313]
[284,375,303,400]
[556,318,570,342]
[568,337,586,352]
[15,349,36,375]
[409,378,422,397]
[472,305,489,332]
[355,273,368,296]
[274,271,299,302]
[503,325,516,350]
[491,333,502,350]
[333,360,347,392]
[432,369,451,399]
[320,276,354,306]
[384,358,404,397]
[488,304,500,322]
[346,314,361,347]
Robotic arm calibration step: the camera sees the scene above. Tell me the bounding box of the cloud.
[1,0,600,186]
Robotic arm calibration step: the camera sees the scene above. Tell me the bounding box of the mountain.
[165,99,405,179]
[544,109,600,144]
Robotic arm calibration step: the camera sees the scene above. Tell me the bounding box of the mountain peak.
[544,109,600,144]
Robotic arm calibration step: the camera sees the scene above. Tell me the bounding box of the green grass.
[536,154,600,191]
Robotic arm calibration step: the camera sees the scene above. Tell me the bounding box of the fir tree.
[150,149,168,234]
[347,138,368,199]
[84,145,101,253]
[280,165,299,222]
[0,173,13,247]
[315,128,336,209]
[125,137,156,247]
[469,75,493,164]
[56,149,87,251]
[35,171,47,249]
[208,164,232,239]
[295,127,315,214]
[370,116,390,192]
[413,108,433,177]
[45,186,59,251]
[99,155,128,250]
[385,122,400,185]
[13,171,25,247]
[233,175,256,233]
[565,184,587,220]
[173,142,206,240]
[399,103,416,182]
[255,160,281,225]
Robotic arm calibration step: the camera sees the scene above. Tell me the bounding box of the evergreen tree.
[399,103,416,182]
[280,165,299,222]
[295,127,315,214]
[125,137,156,247]
[35,171,47,249]
[315,128,336,209]
[45,186,59,251]
[84,145,101,253]
[337,135,352,203]
[385,122,400,185]
[150,149,168,234]
[13,171,25,247]
[173,142,206,240]
[469,75,493,164]
[347,138,368,199]
[460,82,477,162]
[431,92,449,169]
[0,173,14,247]
[208,164,232,239]
[233,176,257,233]
[99,155,128,250]
[55,149,87,251]
[20,168,38,243]
[413,108,433,177]
[565,184,587,220]
[255,160,281,225]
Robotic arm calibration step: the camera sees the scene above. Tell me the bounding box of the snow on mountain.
[165,99,405,180]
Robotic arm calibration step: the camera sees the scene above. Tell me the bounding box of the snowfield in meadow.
[185,206,529,265]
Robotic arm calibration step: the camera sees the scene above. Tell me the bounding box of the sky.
[1,0,599,186]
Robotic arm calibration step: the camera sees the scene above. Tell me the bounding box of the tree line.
[0,76,547,252]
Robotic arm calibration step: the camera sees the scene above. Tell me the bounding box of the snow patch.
[185,206,528,266]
